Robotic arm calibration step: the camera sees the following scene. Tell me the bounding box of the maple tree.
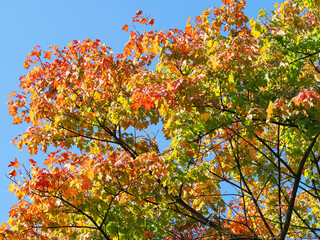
[2,0,320,238]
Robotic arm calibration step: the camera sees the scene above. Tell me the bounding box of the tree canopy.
[2,0,320,239]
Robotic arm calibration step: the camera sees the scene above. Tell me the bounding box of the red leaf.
[148,19,155,26]
[116,53,124,60]
[29,159,37,168]
[8,158,20,168]
[293,91,320,107]
[136,10,142,15]
[8,170,17,178]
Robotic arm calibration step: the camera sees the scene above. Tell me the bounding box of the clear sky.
[0,0,277,224]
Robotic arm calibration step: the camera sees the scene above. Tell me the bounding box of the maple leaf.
[23,62,30,69]
[138,17,147,24]
[148,19,155,26]
[12,116,22,125]
[29,159,37,168]
[8,183,17,194]
[8,105,18,116]
[200,112,211,121]
[203,9,210,16]
[122,25,129,31]
[81,177,92,190]
[8,158,19,168]
[44,51,51,59]
[44,156,56,166]
[8,170,17,178]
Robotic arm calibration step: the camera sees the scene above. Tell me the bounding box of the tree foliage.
[3,0,320,239]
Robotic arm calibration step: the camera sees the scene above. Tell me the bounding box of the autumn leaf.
[23,62,30,69]
[200,112,211,121]
[8,170,17,178]
[8,158,19,168]
[203,9,210,16]
[8,183,17,194]
[81,176,92,190]
[8,105,18,116]
[29,159,37,168]
[148,19,155,26]
[140,18,147,24]
[122,25,129,31]
[44,156,56,166]
[12,116,22,125]
[44,51,51,59]
[33,45,40,50]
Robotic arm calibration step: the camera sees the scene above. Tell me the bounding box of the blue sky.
[0,0,277,224]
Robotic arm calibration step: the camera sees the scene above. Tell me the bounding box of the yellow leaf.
[227,209,232,218]
[228,74,234,84]
[8,182,16,194]
[54,115,61,123]
[8,217,14,226]
[71,93,77,101]
[251,28,261,39]
[208,41,219,54]
[212,58,217,68]
[193,198,199,205]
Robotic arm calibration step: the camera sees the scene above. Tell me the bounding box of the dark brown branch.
[53,194,111,240]
[254,133,296,177]
[229,138,275,239]
[173,196,252,239]
[279,135,319,240]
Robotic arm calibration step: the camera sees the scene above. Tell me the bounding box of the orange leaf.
[12,116,22,125]
[140,18,147,24]
[223,0,233,5]
[143,231,154,238]
[200,112,211,121]
[44,156,55,166]
[8,105,18,116]
[44,51,51,59]
[81,177,93,190]
[203,9,210,16]
[8,158,20,168]
[122,25,129,31]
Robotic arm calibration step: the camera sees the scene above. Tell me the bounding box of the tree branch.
[279,135,319,240]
